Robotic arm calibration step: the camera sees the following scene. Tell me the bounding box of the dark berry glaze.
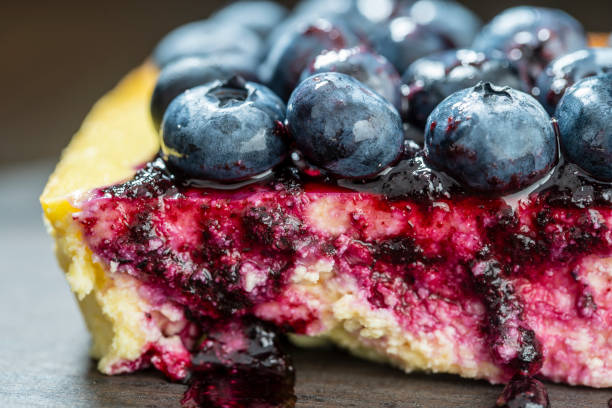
[496,374,550,408]
[77,154,612,407]
[182,317,295,408]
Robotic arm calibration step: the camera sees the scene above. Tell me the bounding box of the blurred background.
[1,0,610,166]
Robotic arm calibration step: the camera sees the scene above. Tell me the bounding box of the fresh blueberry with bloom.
[150,55,259,129]
[286,72,404,179]
[555,73,612,181]
[402,49,522,129]
[210,1,288,38]
[396,0,482,49]
[425,82,558,193]
[536,47,612,114]
[161,77,288,181]
[291,0,355,21]
[300,47,402,112]
[153,20,264,68]
[472,6,587,90]
[369,15,450,73]
[264,0,388,69]
[290,0,392,30]
[264,0,355,52]
[261,18,359,100]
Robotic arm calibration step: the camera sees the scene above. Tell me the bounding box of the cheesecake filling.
[73,156,612,406]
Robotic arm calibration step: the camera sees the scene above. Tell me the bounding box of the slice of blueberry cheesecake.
[42,1,612,407]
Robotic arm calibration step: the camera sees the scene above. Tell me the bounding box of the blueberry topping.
[536,47,612,114]
[161,77,288,181]
[369,15,450,73]
[470,259,543,375]
[310,0,394,42]
[261,18,359,100]
[287,72,403,179]
[397,0,482,49]
[345,0,396,36]
[300,47,402,111]
[496,375,550,408]
[472,7,587,89]
[402,49,522,129]
[292,0,355,20]
[153,20,263,68]
[555,73,612,181]
[425,82,558,193]
[210,1,288,38]
[150,55,259,130]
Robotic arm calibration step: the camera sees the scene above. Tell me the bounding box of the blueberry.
[555,73,612,181]
[266,0,354,48]
[210,1,288,38]
[261,18,359,100]
[369,16,450,73]
[472,7,587,90]
[425,82,558,193]
[397,0,482,49]
[292,0,355,20]
[300,47,402,112]
[153,20,264,68]
[264,1,376,62]
[350,0,397,29]
[298,0,395,41]
[536,47,612,114]
[151,55,259,130]
[402,49,522,129]
[287,72,403,178]
[161,77,288,181]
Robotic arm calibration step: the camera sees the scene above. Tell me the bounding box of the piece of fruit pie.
[41,1,611,407]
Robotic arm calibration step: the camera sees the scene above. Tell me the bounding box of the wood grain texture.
[0,161,610,407]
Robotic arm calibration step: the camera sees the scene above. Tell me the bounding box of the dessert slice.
[41,2,612,407]
[42,62,612,405]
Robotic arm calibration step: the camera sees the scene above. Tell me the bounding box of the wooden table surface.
[0,161,610,407]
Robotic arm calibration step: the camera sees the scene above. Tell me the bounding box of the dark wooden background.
[1,1,611,406]
[1,0,611,166]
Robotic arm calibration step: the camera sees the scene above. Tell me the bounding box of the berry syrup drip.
[89,152,612,408]
[534,156,612,208]
[470,258,549,408]
[336,152,462,202]
[105,150,612,209]
[104,157,180,199]
[496,374,550,408]
[470,259,543,376]
[182,317,295,408]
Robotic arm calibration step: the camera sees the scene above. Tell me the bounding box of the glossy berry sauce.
[496,374,550,408]
[182,317,295,408]
[75,154,612,408]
